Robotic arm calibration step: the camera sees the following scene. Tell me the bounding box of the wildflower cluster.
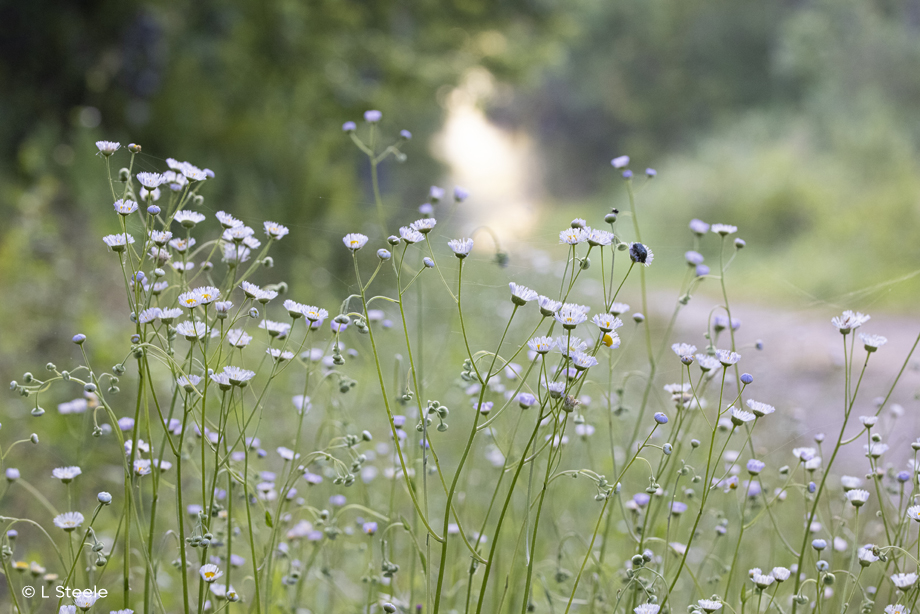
[0,120,917,614]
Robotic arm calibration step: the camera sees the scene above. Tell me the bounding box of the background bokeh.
[2,0,920,379]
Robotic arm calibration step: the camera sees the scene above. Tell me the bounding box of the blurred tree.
[0,0,572,371]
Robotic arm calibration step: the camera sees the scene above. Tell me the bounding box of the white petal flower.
[745,399,775,417]
[51,466,82,483]
[831,310,870,334]
[892,572,918,590]
[711,223,738,236]
[509,282,539,305]
[559,227,588,245]
[342,233,369,251]
[846,489,870,507]
[199,564,224,583]
[448,238,474,257]
[264,221,289,239]
[53,511,84,531]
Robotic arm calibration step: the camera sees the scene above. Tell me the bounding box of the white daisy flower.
[715,349,741,366]
[259,320,291,338]
[226,329,252,348]
[264,221,289,239]
[199,564,223,583]
[194,286,220,304]
[696,354,721,371]
[178,291,201,309]
[509,282,539,305]
[611,155,630,169]
[399,226,424,244]
[159,307,182,323]
[168,237,196,253]
[177,374,201,391]
[609,302,630,315]
[698,599,723,612]
[223,225,255,244]
[745,399,775,417]
[730,408,756,425]
[210,372,232,390]
[831,310,870,334]
[51,466,82,483]
[847,489,870,507]
[343,233,369,251]
[267,348,295,362]
[410,218,437,234]
[173,210,206,227]
[671,343,696,359]
[301,305,328,323]
[103,233,135,252]
[215,211,243,228]
[864,443,889,458]
[148,230,173,246]
[793,447,817,461]
[586,228,613,246]
[73,591,100,611]
[138,307,162,324]
[176,321,208,340]
[554,303,590,329]
[556,336,588,357]
[95,140,120,156]
[136,172,165,188]
[134,459,152,476]
[772,567,791,582]
[536,295,562,316]
[841,475,863,491]
[140,186,161,201]
[858,545,879,565]
[571,351,599,371]
[53,511,84,532]
[892,572,918,590]
[559,227,588,245]
[860,334,887,352]
[592,313,623,333]
[222,243,251,263]
[752,573,775,589]
[222,366,255,386]
[711,223,738,236]
[885,605,910,614]
[528,336,556,354]
[448,238,474,257]
[542,380,566,398]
